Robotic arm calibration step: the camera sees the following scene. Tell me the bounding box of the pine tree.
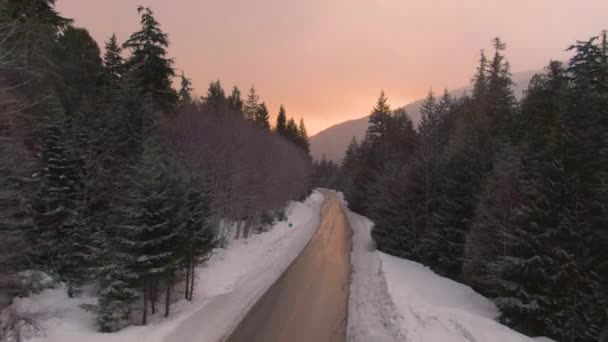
[31,107,91,296]
[177,71,193,105]
[418,89,438,135]
[486,38,516,136]
[113,141,179,325]
[178,181,215,301]
[55,26,103,116]
[366,90,391,144]
[421,125,482,280]
[472,49,488,105]
[297,118,310,155]
[227,86,243,112]
[463,144,523,295]
[276,105,287,135]
[285,117,299,143]
[203,80,226,108]
[123,6,177,111]
[97,261,139,332]
[3,0,72,30]
[104,33,124,82]
[109,70,154,157]
[243,86,260,120]
[489,158,605,341]
[254,102,271,129]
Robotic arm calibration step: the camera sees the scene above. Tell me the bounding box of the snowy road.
[225,191,352,342]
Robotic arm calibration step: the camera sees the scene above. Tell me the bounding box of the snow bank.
[11,191,325,342]
[380,254,538,342]
[338,193,405,342]
[337,190,553,342]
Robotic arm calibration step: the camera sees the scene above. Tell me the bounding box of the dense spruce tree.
[178,180,215,301]
[54,26,103,116]
[227,86,244,112]
[275,105,287,134]
[463,144,524,295]
[113,141,179,325]
[243,86,260,120]
[413,89,442,235]
[123,6,177,111]
[97,260,138,332]
[31,105,88,294]
[103,34,124,82]
[254,102,271,129]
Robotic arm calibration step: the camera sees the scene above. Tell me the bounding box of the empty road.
[225,191,353,342]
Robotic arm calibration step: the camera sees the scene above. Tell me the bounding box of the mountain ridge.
[310,70,538,162]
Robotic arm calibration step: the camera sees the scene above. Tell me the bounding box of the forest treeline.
[338,37,608,341]
[0,0,311,334]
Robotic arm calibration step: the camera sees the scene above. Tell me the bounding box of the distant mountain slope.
[310,70,538,162]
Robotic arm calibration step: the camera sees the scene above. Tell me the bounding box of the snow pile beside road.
[338,190,553,342]
[380,254,543,342]
[10,190,324,342]
[339,195,405,342]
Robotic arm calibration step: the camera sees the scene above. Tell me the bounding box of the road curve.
[224,191,353,342]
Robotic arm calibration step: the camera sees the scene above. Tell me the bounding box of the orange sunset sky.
[57,0,608,135]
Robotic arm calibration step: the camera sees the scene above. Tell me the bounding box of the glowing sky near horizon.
[57,0,608,134]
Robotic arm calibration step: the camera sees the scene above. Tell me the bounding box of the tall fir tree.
[275,105,287,135]
[243,86,260,120]
[112,140,179,325]
[227,86,244,112]
[297,118,310,155]
[123,6,177,111]
[366,90,391,145]
[103,33,124,82]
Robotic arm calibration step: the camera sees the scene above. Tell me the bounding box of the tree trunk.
[142,277,148,325]
[185,256,191,300]
[188,262,196,301]
[164,277,172,318]
[235,219,242,239]
[150,280,156,315]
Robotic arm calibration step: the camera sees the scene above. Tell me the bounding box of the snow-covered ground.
[339,191,554,342]
[9,191,325,342]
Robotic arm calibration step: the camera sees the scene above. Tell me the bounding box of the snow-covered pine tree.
[178,180,215,301]
[489,158,604,341]
[96,260,139,332]
[31,106,91,296]
[420,137,481,280]
[112,140,179,325]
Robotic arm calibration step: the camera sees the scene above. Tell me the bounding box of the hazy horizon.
[57,0,608,134]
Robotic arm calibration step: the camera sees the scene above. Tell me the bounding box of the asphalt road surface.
[224,191,353,342]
